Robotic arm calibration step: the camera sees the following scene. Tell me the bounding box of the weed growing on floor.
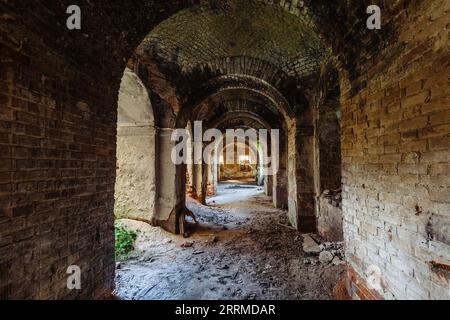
[115,224,138,259]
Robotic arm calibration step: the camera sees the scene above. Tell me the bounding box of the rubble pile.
[302,234,345,266]
[322,189,342,209]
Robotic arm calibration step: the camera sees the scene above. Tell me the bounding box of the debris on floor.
[181,241,194,248]
[302,234,321,254]
[114,183,345,300]
[302,235,345,266]
[322,189,342,209]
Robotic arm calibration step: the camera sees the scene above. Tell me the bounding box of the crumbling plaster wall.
[115,69,156,221]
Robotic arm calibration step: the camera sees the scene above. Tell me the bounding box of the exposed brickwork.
[0,40,116,299]
[185,75,296,122]
[195,93,284,130]
[347,266,384,300]
[313,62,343,241]
[143,0,325,79]
[341,0,450,299]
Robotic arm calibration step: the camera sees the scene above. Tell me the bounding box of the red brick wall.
[347,266,384,300]
[341,0,450,299]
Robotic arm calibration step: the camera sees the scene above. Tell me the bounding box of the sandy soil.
[114,182,345,300]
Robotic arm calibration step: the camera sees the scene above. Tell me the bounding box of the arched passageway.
[0,0,449,300]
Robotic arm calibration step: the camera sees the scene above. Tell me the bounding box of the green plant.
[115,224,138,259]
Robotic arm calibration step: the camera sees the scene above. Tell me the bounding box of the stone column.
[192,163,206,204]
[186,124,194,194]
[273,169,288,208]
[265,174,273,197]
[206,151,218,196]
[154,128,186,233]
[213,151,219,195]
[115,125,156,221]
[273,133,288,209]
[290,124,316,233]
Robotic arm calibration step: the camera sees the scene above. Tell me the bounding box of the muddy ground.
[114,183,346,300]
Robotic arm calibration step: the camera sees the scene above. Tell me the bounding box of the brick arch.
[207,111,274,132]
[215,137,261,184]
[192,90,282,122]
[184,75,296,124]
[192,93,285,131]
[191,56,300,87]
[136,54,311,123]
[183,76,294,213]
[209,111,285,163]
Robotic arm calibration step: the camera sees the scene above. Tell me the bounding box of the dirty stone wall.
[341,0,450,299]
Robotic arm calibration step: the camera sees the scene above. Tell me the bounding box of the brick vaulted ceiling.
[0,0,401,98]
[131,0,399,126]
[0,0,402,124]
[140,0,327,79]
[133,0,328,125]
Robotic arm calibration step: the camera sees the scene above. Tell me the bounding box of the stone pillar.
[289,123,316,233]
[192,143,201,201]
[213,152,219,194]
[273,169,288,209]
[273,133,288,209]
[295,126,317,232]
[206,150,219,196]
[265,174,273,197]
[206,162,215,196]
[154,128,186,233]
[115,125,156,221]
[192,163,206,204]
[186,125,194,194]
[201,162,208,203]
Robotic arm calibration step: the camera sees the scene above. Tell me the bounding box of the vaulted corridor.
[0,0,449,301]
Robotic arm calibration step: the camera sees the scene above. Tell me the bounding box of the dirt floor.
[114,182,346,300]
